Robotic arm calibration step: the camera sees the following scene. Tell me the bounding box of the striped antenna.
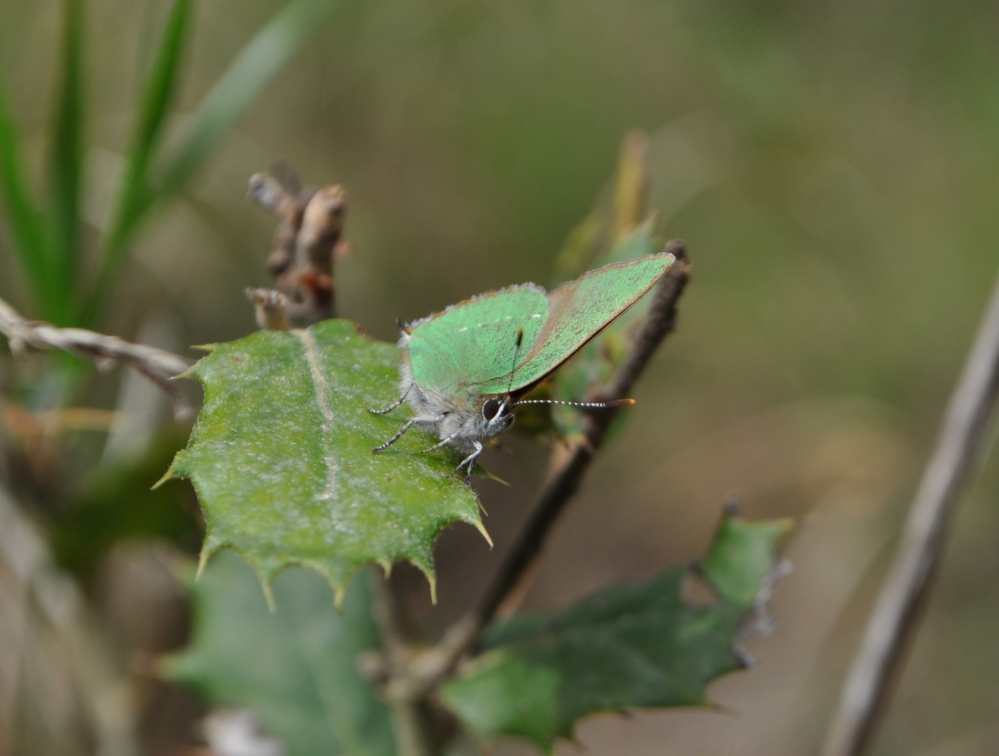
[513,398,636,409]
[504,328,525,396]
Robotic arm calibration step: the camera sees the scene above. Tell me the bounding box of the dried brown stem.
[820,266,999,756]
[407,241,691,694]
[0,296,193,417]
[245,288,290,331]
[249,164,350,327]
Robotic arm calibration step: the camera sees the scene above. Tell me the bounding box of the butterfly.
[369,252,675,476]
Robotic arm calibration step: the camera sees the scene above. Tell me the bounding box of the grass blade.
[0,85,50,314]
[156,0,336,197]
[47,0,85,325]
[85,0,192,325]
[84,0,337,326]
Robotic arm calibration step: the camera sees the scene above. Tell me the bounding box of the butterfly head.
[480,395,515,434]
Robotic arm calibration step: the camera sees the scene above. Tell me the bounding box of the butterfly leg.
[419,432,460,453]
[368,385,411,415]
[454,441,484,480]
[372,415,436,453]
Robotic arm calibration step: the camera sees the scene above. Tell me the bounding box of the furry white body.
[387,332,514,474]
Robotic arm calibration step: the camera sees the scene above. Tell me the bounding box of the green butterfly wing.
[474,252,674,395]
[408,285,549,395]
[407,253,673,398]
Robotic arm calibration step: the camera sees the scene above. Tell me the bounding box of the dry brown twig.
[0,296,193,418]
[821,266,999,756]
[248,163,351,327]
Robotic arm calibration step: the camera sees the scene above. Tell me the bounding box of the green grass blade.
[47,0,85,325]
[0,84,50,313]
[85,0,192,325]
[157,0,336,197]
[83,0,337,327]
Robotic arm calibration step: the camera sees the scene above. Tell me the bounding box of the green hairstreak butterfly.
[370,252,675,475]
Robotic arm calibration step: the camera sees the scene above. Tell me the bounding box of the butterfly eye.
[482,398,502,421]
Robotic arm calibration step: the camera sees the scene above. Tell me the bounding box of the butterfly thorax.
[399,355,514,453]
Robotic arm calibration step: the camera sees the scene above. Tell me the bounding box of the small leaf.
[439,509,794,753]
[551,130,649,285]
[167,551,396,756]
[167,319,485,601]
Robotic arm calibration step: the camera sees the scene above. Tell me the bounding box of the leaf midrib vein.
[295,329,339,503]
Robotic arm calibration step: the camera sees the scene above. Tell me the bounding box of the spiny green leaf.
[0,84,49,313]
[86,0,192,325]
[439,509,794,753]
[167,551,395,756]
[166,319,486,603]
[47,0,85,325]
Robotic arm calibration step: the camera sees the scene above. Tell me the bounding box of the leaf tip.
[151,466,175,490]
[378,560,393,579]
[484,469,512,487]
[472,518,494,549]
[261,580,277,613]
[414,565,437,605]
[195,547,212,581]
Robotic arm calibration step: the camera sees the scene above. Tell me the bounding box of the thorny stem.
[820,265,999,756]
[395,241,691,698]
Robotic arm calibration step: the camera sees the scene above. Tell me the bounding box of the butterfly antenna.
[504,328,525,397]
[513,398,637,409]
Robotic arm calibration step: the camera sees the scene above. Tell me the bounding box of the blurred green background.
[1,0,998,754]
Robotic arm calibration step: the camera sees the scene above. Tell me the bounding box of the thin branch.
[368,568,441,756]
[820,266,999,756]
[0,295,193,416]
[410,241,691,692]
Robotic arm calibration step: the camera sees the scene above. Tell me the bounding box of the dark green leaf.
[439,509,794,753]
[46,0,85,325]
[167,550,395,756]
[85,0,193,325]
[165,319,486,603]
[0,85,49,312]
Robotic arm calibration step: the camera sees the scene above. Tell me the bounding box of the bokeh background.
[1,0,999,754]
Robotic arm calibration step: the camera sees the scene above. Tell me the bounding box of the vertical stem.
[369,567,441,756]
[821,265,999,756]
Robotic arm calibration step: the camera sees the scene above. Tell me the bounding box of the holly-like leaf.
[439,509,793,753]
[165,319,486,603]
[166,551,395,756]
